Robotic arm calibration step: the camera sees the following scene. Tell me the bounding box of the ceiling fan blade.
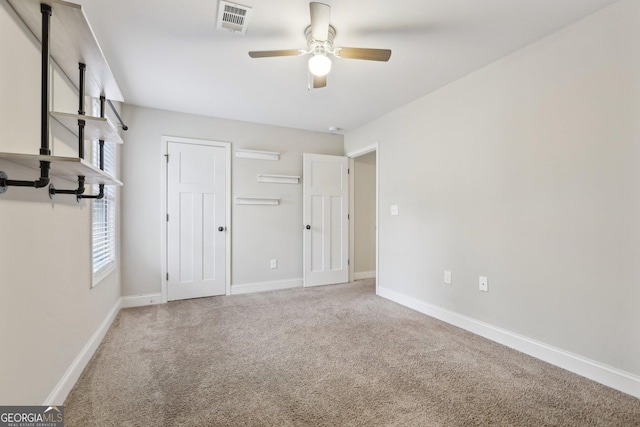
[335,48,392,62]
[310,2,331,41]
[248,49,303,58]
[308,73,327,90]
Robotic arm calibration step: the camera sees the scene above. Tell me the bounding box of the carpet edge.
[44,297,122,406]
[377,286,640,399]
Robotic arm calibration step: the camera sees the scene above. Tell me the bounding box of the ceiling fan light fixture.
[247,3,390,89]
[308,54,332,77]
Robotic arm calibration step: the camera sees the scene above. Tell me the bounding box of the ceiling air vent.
[216,1,253,34]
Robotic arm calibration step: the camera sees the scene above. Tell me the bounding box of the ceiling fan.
[248,2,392,89]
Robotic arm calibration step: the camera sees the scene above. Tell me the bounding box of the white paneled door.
[167,141,226,301]
[303,153,349,287]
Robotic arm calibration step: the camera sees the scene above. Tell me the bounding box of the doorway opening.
[348,144,379,294]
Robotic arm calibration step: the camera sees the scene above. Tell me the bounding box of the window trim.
[93,259,116,287]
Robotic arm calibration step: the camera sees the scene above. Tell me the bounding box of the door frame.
[160,136,232,302]
[347,143,379,295]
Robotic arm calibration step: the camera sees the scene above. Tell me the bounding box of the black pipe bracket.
[0,171,7,194]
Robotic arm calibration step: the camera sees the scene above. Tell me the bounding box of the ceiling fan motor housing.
[305,25,336,55]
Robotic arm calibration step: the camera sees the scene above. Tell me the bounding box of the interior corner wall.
[353,151,376,276]
[0,1,121,405]
[345,0,640,378]
[119,105,344,297]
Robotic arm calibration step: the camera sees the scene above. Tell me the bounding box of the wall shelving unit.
[0,0,126,198]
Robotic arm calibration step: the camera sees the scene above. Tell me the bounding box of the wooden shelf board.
[235,149,280,161]
[8,0,124,102]
[0,152,122,186]
[51,111,123,144]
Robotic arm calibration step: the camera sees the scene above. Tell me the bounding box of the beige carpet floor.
[65,279,640,426]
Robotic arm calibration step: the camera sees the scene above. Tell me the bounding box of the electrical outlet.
[444,271,452,284]
[270,259,277,269]
[479,276,488,292]
[390,205,399,216]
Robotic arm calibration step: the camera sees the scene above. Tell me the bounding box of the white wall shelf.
[235,149,280,161]
[235,197,280,206]
[7,0,124,101]
[51,112,124,144]
[0,152,122,186]
[257,174,300,184]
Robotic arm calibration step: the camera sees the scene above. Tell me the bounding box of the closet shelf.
[51,112,123,144]
[0,152,122,186]
[7,0,124,102]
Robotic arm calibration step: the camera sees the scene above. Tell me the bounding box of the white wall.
[353,151,376,277]
[345,0,640,380]
[120,105,343,296]
[0,2,121,404]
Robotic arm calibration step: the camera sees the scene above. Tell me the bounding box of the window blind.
[92,137,116,277]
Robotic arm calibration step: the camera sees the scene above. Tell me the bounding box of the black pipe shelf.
[0,153,122,186]
[1,0,125,195]
[7,0,124,102]
[51,112,123,144]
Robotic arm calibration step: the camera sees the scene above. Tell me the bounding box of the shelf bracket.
[78,97,108,201]
[48,176,85,200]
[49,63,88,201]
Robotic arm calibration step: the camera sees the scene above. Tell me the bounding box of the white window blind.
[92,101,118,283]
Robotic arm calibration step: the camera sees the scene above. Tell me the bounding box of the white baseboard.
[377,286,640,399]
[354,271,376,280]
[43,298,121,405]
[231,278,303,295]
[121,293,163,308]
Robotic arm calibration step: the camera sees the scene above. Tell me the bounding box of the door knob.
[305,225,311,230]
[218,226,224,232]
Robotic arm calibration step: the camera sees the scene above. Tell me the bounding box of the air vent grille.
[217,1,253,34]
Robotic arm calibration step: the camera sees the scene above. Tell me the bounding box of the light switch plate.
[479,276,488,292]
[270,259,277,269]
[390,205,399,216]
[444,271,452,284]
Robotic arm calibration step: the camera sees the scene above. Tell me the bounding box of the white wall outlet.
[444,271,452,284]
[390,205,399,216]
[270,259,277,269]
[479,276,488,292]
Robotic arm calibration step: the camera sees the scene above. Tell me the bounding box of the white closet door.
[167,141,226,300]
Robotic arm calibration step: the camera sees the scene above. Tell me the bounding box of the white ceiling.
[75,0,619,134]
